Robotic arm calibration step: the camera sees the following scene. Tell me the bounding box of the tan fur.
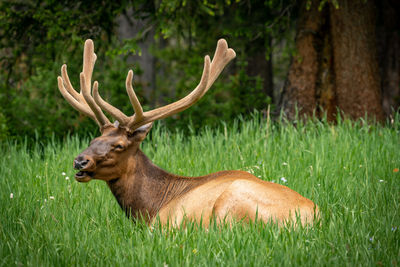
[72,126,319,227]
[157,171,318,227]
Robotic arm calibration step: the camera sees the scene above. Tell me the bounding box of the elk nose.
[74,155,91,170]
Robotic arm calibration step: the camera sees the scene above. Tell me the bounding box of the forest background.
[1,0,399,141]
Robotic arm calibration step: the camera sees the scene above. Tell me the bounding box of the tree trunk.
[330,0,383,121]
[280,0,323,119]
[378,0,400,117]
[280,0,384,121]
[116,11,156,103]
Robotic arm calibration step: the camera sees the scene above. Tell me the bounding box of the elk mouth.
[75,171,94,182]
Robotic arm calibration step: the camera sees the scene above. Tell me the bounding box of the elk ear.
[128,122,153,142]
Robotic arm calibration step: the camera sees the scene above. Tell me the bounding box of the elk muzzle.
[74,154,95,182]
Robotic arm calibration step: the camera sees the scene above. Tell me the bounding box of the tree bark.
[281,0,384,121]
[280,1,323,119]
[330,0,383,121]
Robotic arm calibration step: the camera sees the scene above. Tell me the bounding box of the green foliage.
[0,117,399,265]
[0,109,9,141]
[0,0,297,141]
[0,0,132,139]
[153,45,272,130]
[130,0,295,131]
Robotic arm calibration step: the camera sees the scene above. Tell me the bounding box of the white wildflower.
[10,193,13,199]
[62,172,66,176]
[49,196,55,200]
[317,184,321,187]
[379,179,384,183]
[65,176,70,180]
[280,177,287,183]
[282,162,288,166]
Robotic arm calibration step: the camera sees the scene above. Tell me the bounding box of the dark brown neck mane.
[106,150,209,222]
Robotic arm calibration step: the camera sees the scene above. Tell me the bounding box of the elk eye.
[114,144,124,151]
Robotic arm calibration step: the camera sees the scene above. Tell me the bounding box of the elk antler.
[58,39,236,132]
[58,40,110,127]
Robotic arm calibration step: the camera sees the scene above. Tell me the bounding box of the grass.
[0,115,399,266]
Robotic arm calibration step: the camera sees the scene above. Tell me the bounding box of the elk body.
[58,39,319,227]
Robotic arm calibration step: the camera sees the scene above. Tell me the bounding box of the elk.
[58,39,318,227]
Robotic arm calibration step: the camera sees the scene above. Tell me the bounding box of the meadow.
[0,115,399,266]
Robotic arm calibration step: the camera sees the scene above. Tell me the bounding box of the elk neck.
[106,149,209,223]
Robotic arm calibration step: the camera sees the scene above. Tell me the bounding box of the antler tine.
[82,39,97,90]
[201,38,236,98]
[126,70,144,120]
[127,55,211,130]
[57,76,99,123]
[91,70,142,127]
[92,83,130,125]
[58,64,104,125]
[57,39,110,128]
[81,75,110,126]
[61,64,82,102]
[80,40,110,126]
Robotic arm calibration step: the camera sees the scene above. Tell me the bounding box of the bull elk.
[58,39,318,227]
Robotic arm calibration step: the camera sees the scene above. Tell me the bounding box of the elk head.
[58,39,236,183]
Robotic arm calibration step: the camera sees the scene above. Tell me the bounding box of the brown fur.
[74,125,319,227]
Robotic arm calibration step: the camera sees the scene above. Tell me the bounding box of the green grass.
[1,115,399,266]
